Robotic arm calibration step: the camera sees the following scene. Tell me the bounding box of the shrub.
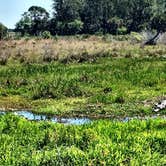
[41,31,52,39]
[130,32,144,43]
[117,26,127,35]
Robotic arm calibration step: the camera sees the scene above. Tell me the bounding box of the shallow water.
[0,110,165,125]
[5,111,91,125]
[0,111,5,115]
[119,115,166,122]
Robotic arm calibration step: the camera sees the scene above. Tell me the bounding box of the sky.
[0,0,53,29]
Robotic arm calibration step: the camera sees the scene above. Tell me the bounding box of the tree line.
[0,0,166,40]
[0,23,7,40]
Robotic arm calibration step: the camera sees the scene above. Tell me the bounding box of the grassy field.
[0,114,166,165]
[0,56,166,117]
[0,37,166,118]
[0,36,166,165]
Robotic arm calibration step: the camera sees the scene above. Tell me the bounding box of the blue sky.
[0,0,53,29]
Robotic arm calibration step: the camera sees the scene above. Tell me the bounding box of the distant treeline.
[0,0,166,39]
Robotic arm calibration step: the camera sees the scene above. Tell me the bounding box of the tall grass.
[0,37,166,65]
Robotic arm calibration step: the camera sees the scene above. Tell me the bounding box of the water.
[0,110,165,125]
[0,111,5,115]
[119,115,166,122]
[13,111,90,125]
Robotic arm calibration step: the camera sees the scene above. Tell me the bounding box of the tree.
[106,17,124,35]
[151,13,166,33]
[82,0,114,34]
[15,12,32,36]
[144,0,166,45]
[15,6,49,36]
[28,6,50,35]
[48,18,57,35]
[52,0,84,35]
[124,0,154,32]
[0,23,7,40]
[151,0,166,33]
[53,0,83,22]
[15,0,166,36]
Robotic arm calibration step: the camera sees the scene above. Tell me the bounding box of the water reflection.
[14,111,91,125]
[0,110,165,125]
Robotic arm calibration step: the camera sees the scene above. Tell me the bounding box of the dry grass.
[0,36,166,65]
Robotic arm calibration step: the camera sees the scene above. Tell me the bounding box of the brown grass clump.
[0,36,165,65]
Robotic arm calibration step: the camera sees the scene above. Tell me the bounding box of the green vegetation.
[14,0,166,39]
[0,114,165,165]
[0,39,165,117]
[15,6,49,36]
[0,23,7,40]
[1,0,166,165]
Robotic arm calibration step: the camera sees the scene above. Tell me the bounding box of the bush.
[130,32,144,43]
[117,26,127,35]
[41,31,52,39]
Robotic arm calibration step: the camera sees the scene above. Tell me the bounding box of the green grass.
[0,57,166,117]
[0,39,166,165]
[0,114,165,165]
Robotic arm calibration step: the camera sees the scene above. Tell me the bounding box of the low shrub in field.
[41,31,52,39]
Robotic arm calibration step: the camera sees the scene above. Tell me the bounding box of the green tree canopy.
[0,23,7,40]
[151,0,166,33]
[15,6,49,36]
[52,0,84,35]
[15,12,32,36]
[15,0,166,36]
